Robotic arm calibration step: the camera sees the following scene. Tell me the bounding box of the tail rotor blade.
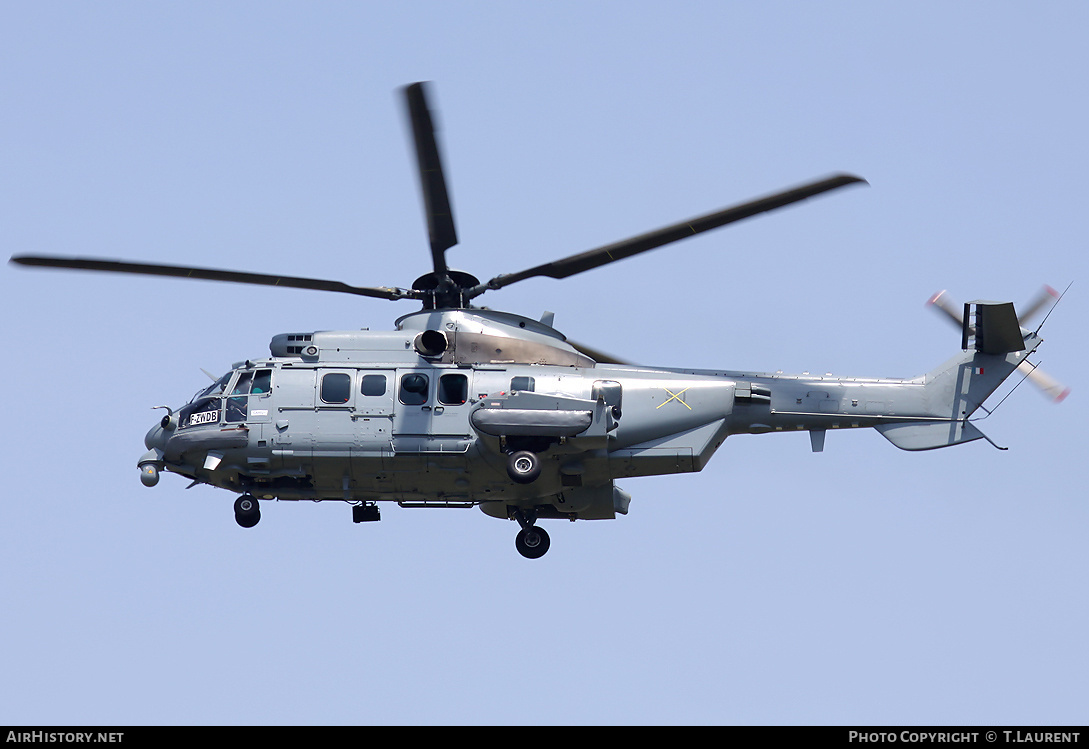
[927,290,964,326]
[1018,285,1060,325]
[930,289,1068,401]
[1017,360,1071,402]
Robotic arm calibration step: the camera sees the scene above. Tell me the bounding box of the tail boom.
[714,330,1042,452]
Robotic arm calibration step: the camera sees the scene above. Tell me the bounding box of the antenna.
[1034,281,1073,335]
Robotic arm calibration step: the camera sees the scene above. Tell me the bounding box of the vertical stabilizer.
[874,328,1041,451]
[923,329,1040,421]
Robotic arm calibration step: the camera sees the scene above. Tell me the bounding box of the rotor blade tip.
[1055,387,1071,403]
[835,173,868,187]
[927,290,947,305]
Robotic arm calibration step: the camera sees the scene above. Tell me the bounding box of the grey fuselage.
[140,307,1040,521]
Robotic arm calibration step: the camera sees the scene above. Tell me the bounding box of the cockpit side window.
[226,371,253,422]
[223,369,273,423]
[231,372,253,395]
[251,369,272,395]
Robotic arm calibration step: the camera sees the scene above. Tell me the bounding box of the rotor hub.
[412,270,481,309]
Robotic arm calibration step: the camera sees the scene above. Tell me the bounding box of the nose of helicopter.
[139,419,171,488]
[145,411,175,448]
[144,420,167,451]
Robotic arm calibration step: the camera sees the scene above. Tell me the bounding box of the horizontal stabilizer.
[875,421,985,451]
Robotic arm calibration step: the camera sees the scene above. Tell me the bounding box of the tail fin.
[876,302,1042,451]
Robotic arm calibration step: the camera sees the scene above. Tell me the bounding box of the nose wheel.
[234,495,261,528]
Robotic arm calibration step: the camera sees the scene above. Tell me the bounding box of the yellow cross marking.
[657,387,692,410]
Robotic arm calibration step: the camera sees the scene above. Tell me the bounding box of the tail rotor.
[926,286,1069,403]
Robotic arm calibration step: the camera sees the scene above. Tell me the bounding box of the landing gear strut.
[513,509,550,559]
[234,494,260,528]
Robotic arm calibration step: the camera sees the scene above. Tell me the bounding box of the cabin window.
[510,376,535,392]
[321,373,352,404]
[438,373,468,405]
[361,374,387,397]
[399,373,429,405]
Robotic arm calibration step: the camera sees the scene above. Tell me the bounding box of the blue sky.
[1,2,1086,725]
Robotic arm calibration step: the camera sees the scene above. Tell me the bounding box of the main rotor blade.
[568,340,633,366]
[404,82,458,277]
[476,173,866,294]
[9,255,415,300]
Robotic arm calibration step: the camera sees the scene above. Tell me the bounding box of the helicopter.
[10,82,1067,559]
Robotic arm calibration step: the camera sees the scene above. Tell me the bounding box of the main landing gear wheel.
[234,495,261,528]
[506,450,541,484]
[515,526,550,559]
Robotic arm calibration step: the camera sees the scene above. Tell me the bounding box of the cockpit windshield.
[180,367,273,428]
[192,372,233,403]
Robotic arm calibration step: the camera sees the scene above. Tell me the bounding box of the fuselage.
[139,307,1039,520]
